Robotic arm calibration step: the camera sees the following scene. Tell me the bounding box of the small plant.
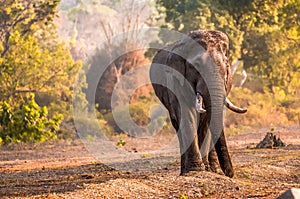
[202,190,209,196]
[116,139,126,146]
[86,134,96,142]
[179,194,189,199]
[141,153,149,158]
[198,181,204,186]
[239,168,252,179]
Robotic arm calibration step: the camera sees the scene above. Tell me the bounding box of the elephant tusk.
[224,98,247,113]
[196,93,206,113]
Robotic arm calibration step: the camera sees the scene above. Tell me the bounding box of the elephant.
[149,30,247,178]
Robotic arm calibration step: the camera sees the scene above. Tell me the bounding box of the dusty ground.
[0,126,299,198]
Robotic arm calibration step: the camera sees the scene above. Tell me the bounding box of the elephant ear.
[166,43,186,87]
[225,63,233,95]
[218,40,232,95]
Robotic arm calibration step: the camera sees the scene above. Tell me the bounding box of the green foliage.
[179,193,189,199]
[222,0,299,94]
[155,0,244,61]
[0,28,83,121]
[1,31,77,98]
[116,139,126,146]
[0,0,60,56]
[0,95,63,144]
[156,0,300,96]
[0,0,85,125]
[0,0,88,144]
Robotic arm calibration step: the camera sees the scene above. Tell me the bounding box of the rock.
[277,188,300,199]
[255,132,286,149]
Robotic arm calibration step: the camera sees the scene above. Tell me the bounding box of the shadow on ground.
[0,162,151,197]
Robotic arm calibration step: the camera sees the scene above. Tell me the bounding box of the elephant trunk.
[195,67,234,177]
[202,90,234,178]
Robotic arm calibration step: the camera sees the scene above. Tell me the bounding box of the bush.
[74,116,105,139]
[225,87,299,129]
[101,98,172,138]
[0,95,63,144]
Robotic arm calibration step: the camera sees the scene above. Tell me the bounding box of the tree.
[64,0,153,111]
[0,0,60,57]
[238,0,300,94]
[156,0,300,95]
[0,0,86,143]
[155,0,243,61]
[0,0,83,113]
[0,31,80,104]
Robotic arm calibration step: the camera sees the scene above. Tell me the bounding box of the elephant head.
[150,30,247,177]
[168,30,247,114]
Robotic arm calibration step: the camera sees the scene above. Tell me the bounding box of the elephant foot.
[209,156,221,174]
[203,162,211,171]
[180,161,205,176]
[203,162,222,175]
[209,162,219,173]
[223,166,234,178]
[206,147,225,175]
[216,152,234,178]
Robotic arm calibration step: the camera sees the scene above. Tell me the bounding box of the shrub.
[0,95,63,144]
[225,87,299,129]
[74,116,104,139]
[102,99,171,138]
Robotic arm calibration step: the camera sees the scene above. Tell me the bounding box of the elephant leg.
[198,113,216,171]
[179,104,204,175]
[208,147,219,173]
[178,133,203,175]
[170,108,203,175]
[184,138,204,173]
[214,129,234,177]
[170,118,186,175]
[198,113,220,173]
[197,114,210,170]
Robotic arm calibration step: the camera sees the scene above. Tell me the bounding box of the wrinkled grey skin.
[150,30,244,178]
